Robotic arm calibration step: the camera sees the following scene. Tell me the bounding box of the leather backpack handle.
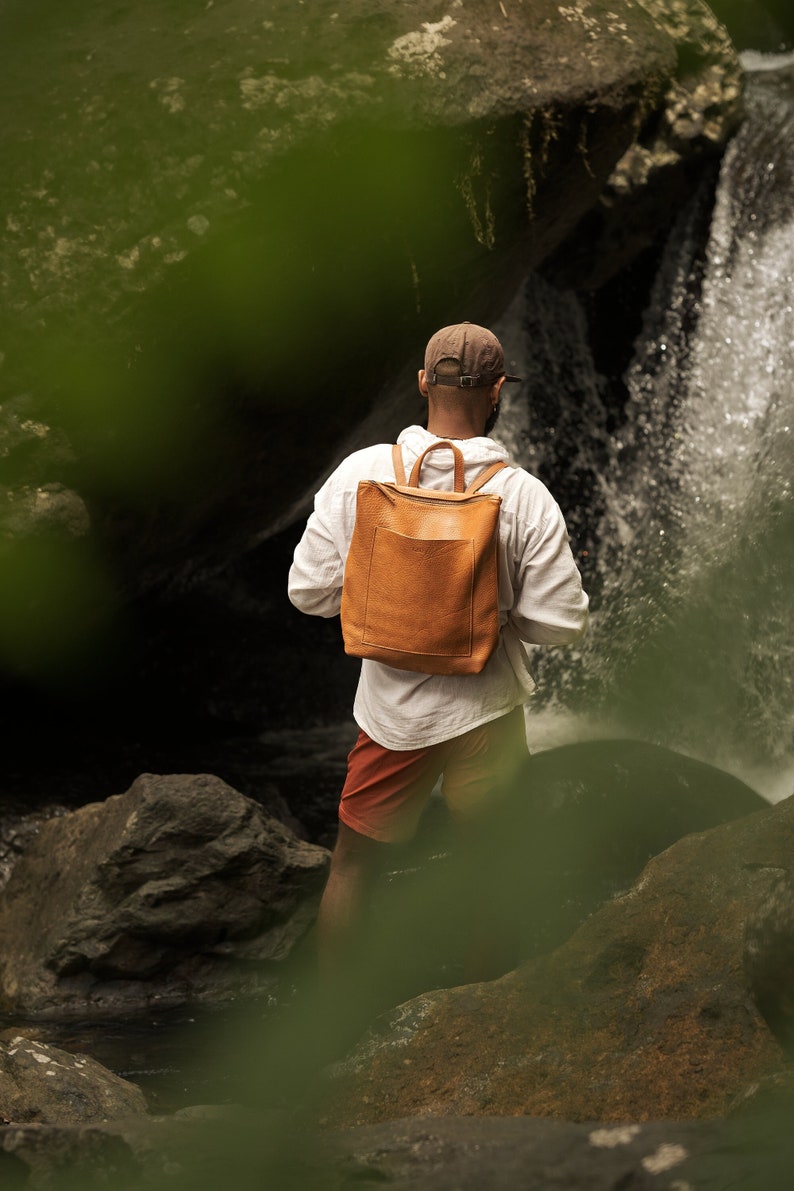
[408,441,465,491]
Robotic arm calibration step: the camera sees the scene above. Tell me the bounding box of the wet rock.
[5,1107,793,1190]
[0,773,329,1017]
[316,1114,784,1191]
[355,740,767,1004]
[0,807,66,895]
[479,738,767,959]
[744,865,794,1053]
[321,795,793,1127]
[0,1113,723,1189]
[0,1119,155,1189]
[0,1106,297,1190]
[0,1035,147,1126]
[0,485,90,541]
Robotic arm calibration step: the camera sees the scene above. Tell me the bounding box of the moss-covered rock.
[0,1,741,621]
[320,793,792,1126]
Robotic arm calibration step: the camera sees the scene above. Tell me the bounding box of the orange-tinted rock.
[322,796,792,1126]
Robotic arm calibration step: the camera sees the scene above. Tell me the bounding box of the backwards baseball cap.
[424,322,522,388]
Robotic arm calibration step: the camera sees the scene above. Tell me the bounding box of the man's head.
[418,322,521,437]
[423,322,521,389]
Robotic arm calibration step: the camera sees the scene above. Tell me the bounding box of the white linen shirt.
[288,425,589,750]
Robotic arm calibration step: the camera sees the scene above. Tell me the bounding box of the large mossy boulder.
[320,793,793,1127]
[1,0,742,605]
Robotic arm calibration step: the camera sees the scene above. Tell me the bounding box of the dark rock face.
[0,773,329,1017]
[1,0,741,603]
[553,0,744,289]
[0,1,747,793]
[320,794,793,1127]
[0,1035,147,1126]
[709,0,794,50]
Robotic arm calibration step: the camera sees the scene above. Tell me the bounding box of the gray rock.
[0,807,66,895]
[0,1107,295,1190]
[0,773,329,1017]
[0,1035,147,1126]
[0,1120,151,1189]
[3,1108,794,1190]
[316,1116,730,1191]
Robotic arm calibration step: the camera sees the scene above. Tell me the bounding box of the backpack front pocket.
[362,526,475,659]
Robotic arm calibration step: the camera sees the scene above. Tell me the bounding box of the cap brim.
[503,374,522,383]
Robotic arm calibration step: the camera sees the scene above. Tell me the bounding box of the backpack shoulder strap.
[391,444,407,486]
[466,461,508,494]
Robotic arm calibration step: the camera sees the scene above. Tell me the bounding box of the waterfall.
[499,55,794,802]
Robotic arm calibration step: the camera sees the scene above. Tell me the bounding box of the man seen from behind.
[288,322,589,980]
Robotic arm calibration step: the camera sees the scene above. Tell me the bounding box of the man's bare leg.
[315,821,387,981]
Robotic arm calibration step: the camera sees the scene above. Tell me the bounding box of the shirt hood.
[396,425,510,486]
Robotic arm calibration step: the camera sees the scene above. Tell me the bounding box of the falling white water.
[498,60,794,801]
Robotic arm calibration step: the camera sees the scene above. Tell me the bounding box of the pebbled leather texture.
[341,442,505,675]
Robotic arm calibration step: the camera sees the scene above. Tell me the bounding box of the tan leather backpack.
[340,441,507,675]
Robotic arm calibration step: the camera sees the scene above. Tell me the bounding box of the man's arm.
[509,491,589,646]
[288,496,345,617]
[288,444,390,618]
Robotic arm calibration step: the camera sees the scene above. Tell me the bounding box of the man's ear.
[418,369,430,397]
[493,376,507,401]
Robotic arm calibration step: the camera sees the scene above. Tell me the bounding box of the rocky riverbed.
[1,741,793,1188]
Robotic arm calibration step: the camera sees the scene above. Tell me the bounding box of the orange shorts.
[338,706,529,843]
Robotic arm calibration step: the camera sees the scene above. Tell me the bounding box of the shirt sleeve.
[287,468,353,618]
[508,484,589,646]
[286,483,345,619]
[287,518,343,618]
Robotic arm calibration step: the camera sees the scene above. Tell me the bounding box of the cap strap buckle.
[427,370,481,387]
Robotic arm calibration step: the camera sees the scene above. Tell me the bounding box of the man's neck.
[426,413,486,440]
